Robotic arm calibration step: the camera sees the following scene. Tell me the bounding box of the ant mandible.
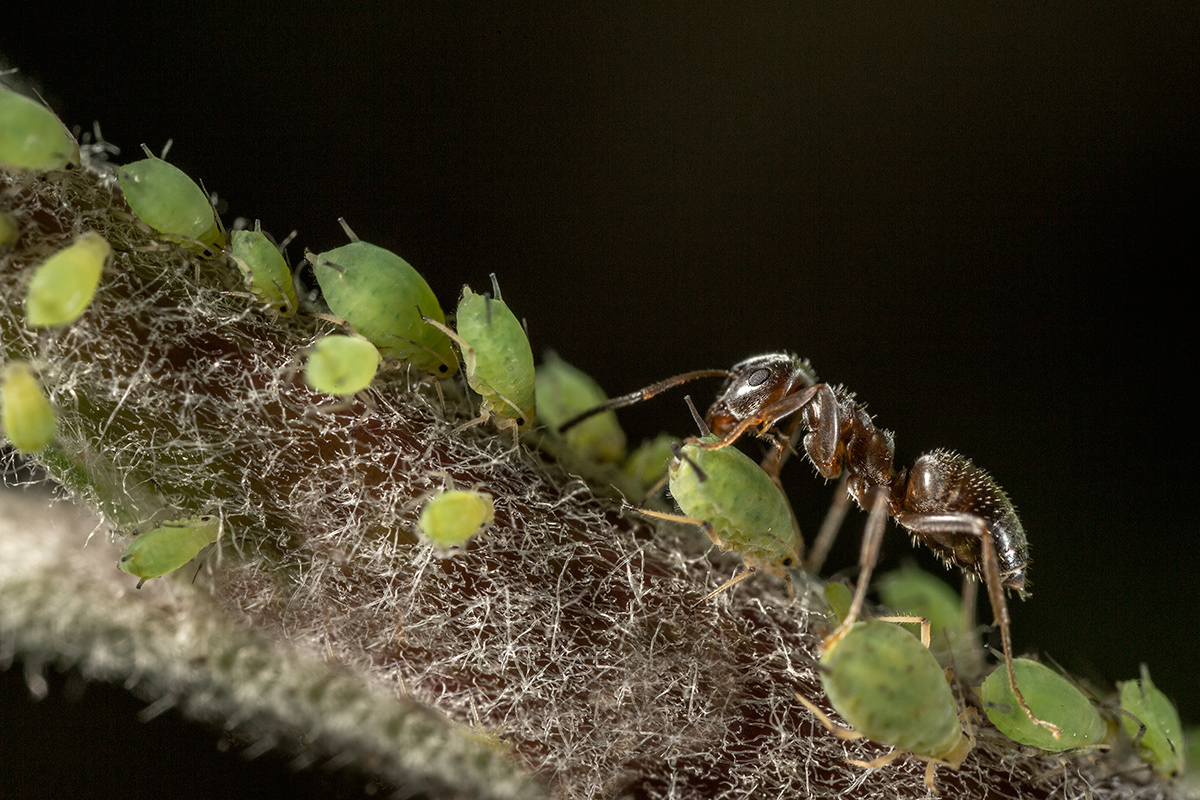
[560,352,1059,739]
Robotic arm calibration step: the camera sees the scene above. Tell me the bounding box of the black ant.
[561,352,1060,739]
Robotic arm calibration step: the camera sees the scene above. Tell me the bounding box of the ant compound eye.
[747,367,771,387]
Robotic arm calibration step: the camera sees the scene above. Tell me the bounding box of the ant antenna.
[558,368,733,434]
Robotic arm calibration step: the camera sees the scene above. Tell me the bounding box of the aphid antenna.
[557,368,734,434]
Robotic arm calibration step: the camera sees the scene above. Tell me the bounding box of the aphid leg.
[897,511,1062,740]
[823,489,889,653]
[874,615,932,648]
[692,566,759,607]
[793,692,864,741]
[805,471,851,574]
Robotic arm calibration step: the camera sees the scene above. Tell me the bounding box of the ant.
[561,352,1059,739]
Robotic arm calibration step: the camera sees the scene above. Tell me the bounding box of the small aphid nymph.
[417,488,496,555]
[1,361,57,453]
[117,515,223,589]
[621,433,680,491]
[304,335,381,398]
[229,222,298,316]
[308,222,457,376]
[23,231,110,327]
[116,144,225,250]
[0,87,80,171]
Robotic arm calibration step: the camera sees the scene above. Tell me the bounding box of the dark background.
[3,4,1197,797]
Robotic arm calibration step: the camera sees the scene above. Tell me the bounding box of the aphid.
[307,220,457,376]
[979,658,1108,753]
[304,334,381,398]
[878,564,979,670]
[117,514,222,589]
[796,619,973,794]
[23,230,110,327]
[625,414,802,600]
[563,351,1054,736]
[228,222,298,316]
[621,432,680,491]
[1,361,57,453]
[116,144,225,251]
[424,274,535,433]
[0,87,79,171]
[534,351,626,463]
[0,212,18,248]
[417,488,496,554]
[1118,664,1185,777]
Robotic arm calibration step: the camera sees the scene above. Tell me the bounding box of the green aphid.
[417,488,496,554]
[1,361,57,453]
[0,87,79,171]
[534,351,626,463]
[426,274,535,433]
[117,144,226,251]
[877,564,978,669]
[627,434,802,599]
[823,579,855,625]
[0,212,18,248]
[308,222,457,376]
[24,230,110,327]
[980,657,1108,753]
[621,433,680,491]
[229,222,298,316]
[797,619,972,794]
[1118,664,1185,777]
[117,515,222,589]
[304,335,381,398]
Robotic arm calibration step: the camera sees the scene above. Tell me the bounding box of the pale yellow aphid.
[304,334,382,398]
[24,231,111,327]
[117,515,223,589]
[417,488,495,555]
[1,361,57,452]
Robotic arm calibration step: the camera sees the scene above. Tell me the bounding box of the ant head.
[705,353,815,436]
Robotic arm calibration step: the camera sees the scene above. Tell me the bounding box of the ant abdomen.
[899,449,1029,593]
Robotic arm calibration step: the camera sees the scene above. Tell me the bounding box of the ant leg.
[895,511,1062,740]
[824,490,889,652]
[806,471,851,574]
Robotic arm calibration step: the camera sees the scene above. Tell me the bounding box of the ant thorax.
[704,353,816,438]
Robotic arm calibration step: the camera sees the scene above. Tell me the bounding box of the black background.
[3,4,1198,797]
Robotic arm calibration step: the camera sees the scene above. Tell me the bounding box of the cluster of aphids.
[2,86,1192,793]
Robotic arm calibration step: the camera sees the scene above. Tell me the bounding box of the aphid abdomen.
[980,658,1108,753]
[117,152,225,249]
[821,620,966,763]
[311,241,457,375]
[900,449,1028,591]
[0,87,80,171]
[670,438,800,567]
[117,515,222,586]
[1,361,57,452]
[455,285,535,427]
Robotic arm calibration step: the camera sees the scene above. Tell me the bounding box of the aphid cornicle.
[308,223,457,376]
[424,274,535,433]
[228,222,298,316]
[0,87,80,171]
[625,429,802,600]
[1118,665,1186,777]
[117,515,223,589]
[23,231,110,327]
[534,351,626,463]
[1,361,57,453]
[304,334,381,398]
[979,657,1108,753]
[417,488,496,554]
[116,144,226,251]
[796,619,973,794]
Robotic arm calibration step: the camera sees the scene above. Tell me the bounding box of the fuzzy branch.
[0,142,1188,800]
